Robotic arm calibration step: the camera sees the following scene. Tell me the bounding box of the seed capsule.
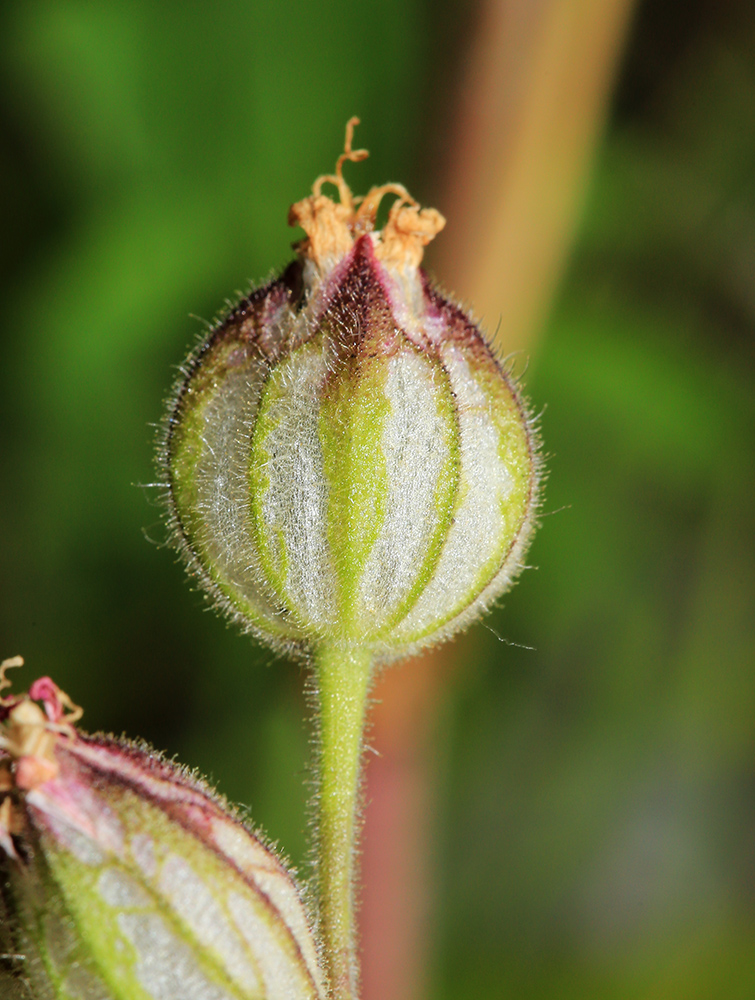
[165,120,540,658]
[0,662,324,1000]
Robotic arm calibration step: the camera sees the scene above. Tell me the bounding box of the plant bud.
[0,662,324,1000]
[164,119,540,658]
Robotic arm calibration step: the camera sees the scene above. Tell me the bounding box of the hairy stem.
[314,644,374,1000]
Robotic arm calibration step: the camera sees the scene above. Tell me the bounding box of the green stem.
[314,644,374,1000]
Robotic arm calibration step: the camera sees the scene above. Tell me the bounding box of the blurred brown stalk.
[360,1,636,998]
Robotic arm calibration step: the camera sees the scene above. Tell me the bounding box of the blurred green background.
[1,1,754,998]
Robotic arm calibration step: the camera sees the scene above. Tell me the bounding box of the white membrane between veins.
[358,348,452,624]
[394,342,515,641]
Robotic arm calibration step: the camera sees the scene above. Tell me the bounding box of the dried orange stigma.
[288,116,445,273]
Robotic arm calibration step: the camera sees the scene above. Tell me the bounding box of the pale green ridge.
[391,352,533,647]
[249,337,332,636]
[248,387,285,601]
[8,846,118,999]
[19,790,317,1000]
[318,352,391,637]
[120,793,314,999]
[34,787,320,1000]
[482,363,533,575]
[168,339,247,550]
[47,848,254,1000]
[169,379,209,556]
[27,887,70,998]
[169,347,300,642]
[433,367,531,637]
[375,352,462,639]
[212,574,297,644]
